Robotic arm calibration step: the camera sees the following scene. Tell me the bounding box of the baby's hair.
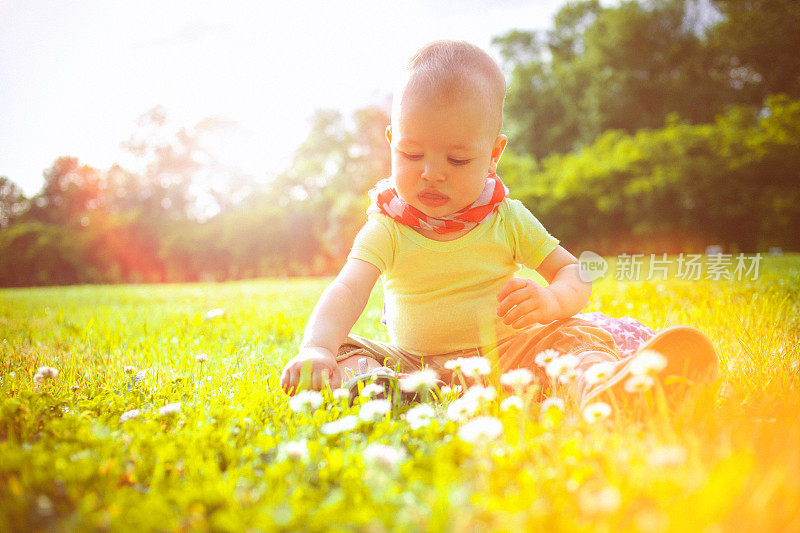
[399,40,507,134]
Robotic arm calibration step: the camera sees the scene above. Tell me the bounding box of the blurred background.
[1,0,798,286]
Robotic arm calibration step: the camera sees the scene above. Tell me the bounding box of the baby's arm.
[497,245,591,329]
[280,258,380,393]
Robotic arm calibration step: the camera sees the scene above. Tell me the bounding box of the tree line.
[1,0,798,286]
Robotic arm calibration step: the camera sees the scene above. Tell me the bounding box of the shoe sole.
[581,325,718,408]
[638,325,718,381]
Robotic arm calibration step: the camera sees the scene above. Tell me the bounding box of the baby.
[280,41,717,405]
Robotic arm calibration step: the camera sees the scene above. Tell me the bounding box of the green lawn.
[1,255,799,532]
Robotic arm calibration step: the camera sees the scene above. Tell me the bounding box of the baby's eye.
[448,158,472,166]
[400,151,423,161]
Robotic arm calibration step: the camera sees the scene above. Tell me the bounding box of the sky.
[0,0,567,196]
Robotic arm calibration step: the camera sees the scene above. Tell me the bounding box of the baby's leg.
[335,333,422,381]
[490,317,622,402]
[574,311,656,358]
[490,317,717,408]
[338,352,382,380]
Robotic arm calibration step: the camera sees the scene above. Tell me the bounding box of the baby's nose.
[421,163,445,181]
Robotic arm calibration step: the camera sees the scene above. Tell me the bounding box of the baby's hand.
[280,347,342,395]
[497,278,562,329]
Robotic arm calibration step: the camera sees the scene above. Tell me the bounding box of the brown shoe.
[580,326,718,408]
[638,325,718,382]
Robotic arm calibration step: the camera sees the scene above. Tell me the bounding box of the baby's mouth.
[418,189,449,207]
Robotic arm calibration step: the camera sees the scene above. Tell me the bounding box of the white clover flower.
[399,368,440,393]
[445,396,478,422]
[460,357,492,378]
[540,397,565,413]
[629,349,668,376]
[500,368,534,389]
[33,373,44,383]
[124,365,135,375]
[119,409,141,423]
[534,349,561,367]
[584,362,616,385]
[358,399,391,422]
[545,354,579,379]
[332,388,350,401]
[284,439,309,461]
[363,443,407,468]
[579,486,622,515]
[37,366,59,379]
[500,396,523,411]
[195,353,208,363]
[158,402,182,417]
[558,368,581,384]
[463,384,497,403]
[624,374,655,393]
[647,445,688,467]
[204,308,225,320]
[360,383,385,399]
[444,358,466,371]
[405,404,435,430]
[320,415,358,435]
[582,402,612,423]
[289,390,324,413]
[457,416,504,444]
[133,369,149,386]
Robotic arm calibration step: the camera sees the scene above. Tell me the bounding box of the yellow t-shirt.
[347,198,560,356]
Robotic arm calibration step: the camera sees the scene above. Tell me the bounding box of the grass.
[1,255,799,532]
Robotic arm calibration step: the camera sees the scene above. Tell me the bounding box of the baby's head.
[386,41,508,217]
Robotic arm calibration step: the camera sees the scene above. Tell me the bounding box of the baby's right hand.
[280,347,342,395]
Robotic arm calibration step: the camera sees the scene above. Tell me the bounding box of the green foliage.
[1,258,799,530]
[495,0,798,159]
[0,222,89,286]
[503,96,800,253]
[3,0,800,286]
[274,106,390,264]
[709,0,800,99]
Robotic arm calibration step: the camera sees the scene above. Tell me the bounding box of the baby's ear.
[492,134,508,160]
[385,125,393,144]
[490,134,508,173]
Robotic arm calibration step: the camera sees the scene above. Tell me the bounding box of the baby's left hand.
[496,278,562,329]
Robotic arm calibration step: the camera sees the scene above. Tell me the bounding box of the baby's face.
[386,87,506,218]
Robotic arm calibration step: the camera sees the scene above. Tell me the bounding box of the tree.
[275,105,391,265]
[22,157,105,226]
[0,177,27,229]
[493,0,777,160]
[121,106,253,222]
[709,0,800,101]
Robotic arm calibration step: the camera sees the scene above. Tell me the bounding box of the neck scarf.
[366,172,509,234]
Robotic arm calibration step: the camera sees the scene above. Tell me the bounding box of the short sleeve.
[347,214,395,274]
[505,199,560,268]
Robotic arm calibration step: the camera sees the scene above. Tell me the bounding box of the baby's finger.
[330,366,342,388]
[497,286,530,316]
[317,369,332,391]
[283,366,299,395]
[501,299,540,325]
[497,283,539,316]
[496,278,528,303]
[511,307,546,329]
[511,313,539,330]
